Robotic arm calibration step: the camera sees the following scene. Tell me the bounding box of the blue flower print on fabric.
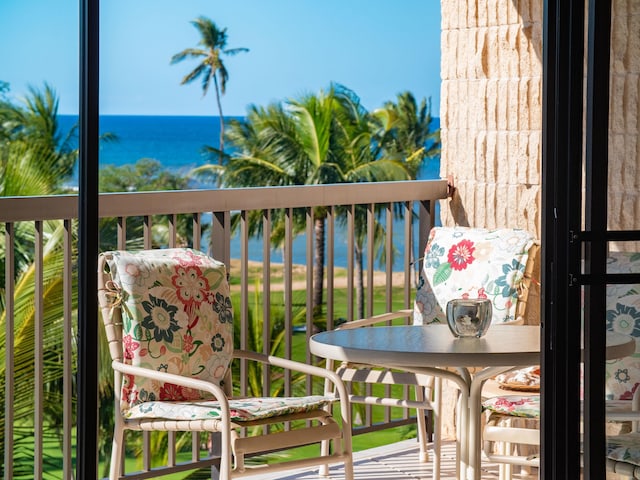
[142,294,181,342]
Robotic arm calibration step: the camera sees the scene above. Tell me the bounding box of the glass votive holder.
[446,298,493,338]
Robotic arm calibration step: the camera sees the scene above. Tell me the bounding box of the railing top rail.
[0,179,448,222]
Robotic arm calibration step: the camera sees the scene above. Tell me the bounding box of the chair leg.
[319,438,330,477]
[109,422,124,480]
[432,377,442,480]
[415,386,430,463]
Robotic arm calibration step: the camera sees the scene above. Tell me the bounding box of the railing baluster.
[117,216,126,249]
[261,209,271,396]
[283,207,293,394]
[34,220,44,480]
[168,431,176,466]
[192,212,201,250]
[326,207,335,332]
[169,213,177,247]
[143,215,152,249]
[240,210,249,397]
[4,222,15,480]
[347,205,355,322]
[405,201,413,310]
[305,207,314,396]
[63,219,74,480]
[366,203,375,318]
[143,431,151,471]
[384,204,393,424]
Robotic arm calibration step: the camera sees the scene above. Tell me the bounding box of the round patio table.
[309,324,635,480]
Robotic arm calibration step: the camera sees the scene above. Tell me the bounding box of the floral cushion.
[482,395,540,419]
[608,432,640,468]
[102,248,234,414]
[124,395,334,422]
[605,252,640,401]
[414,227,536,325]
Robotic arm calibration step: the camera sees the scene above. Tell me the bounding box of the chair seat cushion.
[124,395,334,422]
[608,432,640,468]
[482,395,540,418]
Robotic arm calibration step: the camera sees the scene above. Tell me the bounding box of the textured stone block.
[626,74,639,131]
[518,25,533,77]
[611,75,626,132]
[508,79,520,130]
[487,0,499,26]
[628,13,640,72]
[497,80,509,130]
[624,135,638,189]
[477,0,488,26]
[497,132,509,184]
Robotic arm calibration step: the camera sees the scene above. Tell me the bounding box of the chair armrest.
[633,385,640,412]
[335,309,414,330]
[235,349,345,391]
[112,361,228,405]
[234,349,352,412]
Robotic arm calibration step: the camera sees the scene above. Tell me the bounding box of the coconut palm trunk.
[355,244,365,320]
[213,75,225,168]
[313,216,325,316]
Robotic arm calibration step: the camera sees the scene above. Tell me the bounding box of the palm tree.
[193,85,413,318]
[171,17,248,166]
[0,83,79,187]
[374,91,441,179]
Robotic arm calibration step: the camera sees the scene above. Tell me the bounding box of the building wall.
[438,0,640,440]
[610,0,640,241]
[440,0,543,237]
[439,0,543,335]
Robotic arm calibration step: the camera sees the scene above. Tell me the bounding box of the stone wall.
[440,0,542,238]
[439,0,543,335]
[438,0,640,441]
[610,0,640,243]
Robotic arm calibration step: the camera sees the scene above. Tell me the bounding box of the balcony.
[0,179,523,479]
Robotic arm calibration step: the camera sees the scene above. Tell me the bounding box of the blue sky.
[1,1,441,117]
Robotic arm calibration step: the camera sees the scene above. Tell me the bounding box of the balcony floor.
[242,439,536,479]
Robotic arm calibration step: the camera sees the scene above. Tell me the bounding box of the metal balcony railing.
[0,179,448,479]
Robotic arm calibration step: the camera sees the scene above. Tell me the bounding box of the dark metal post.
[77,0,100,477]
[582,0,612,477]
[541,0,585,477]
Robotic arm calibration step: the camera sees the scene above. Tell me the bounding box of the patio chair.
[481,251,640,479]
[97,248,353,480]
[325,226,538,480]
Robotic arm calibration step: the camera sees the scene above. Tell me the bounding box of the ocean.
[58,115,441,268]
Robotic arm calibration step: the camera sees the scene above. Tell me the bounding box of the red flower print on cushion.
[172,265,209,307]
[123,334,140,360]
[447,239,475,271]
[174,249,205,267]
[183,333,195,353]
[159,382,202,401]
[494,396,526,411]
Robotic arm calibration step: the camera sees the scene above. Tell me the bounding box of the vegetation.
[99,158,198,250]
[0,62,439,475]
[192,84,440,318]
[171,16,249,167]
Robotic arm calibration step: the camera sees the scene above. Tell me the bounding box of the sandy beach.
[228,258,407,292]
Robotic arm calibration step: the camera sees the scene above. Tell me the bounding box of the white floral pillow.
[413,227,536,325]
[102,248,234,414]
[605,252,640,401]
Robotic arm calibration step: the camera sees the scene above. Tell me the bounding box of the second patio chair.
[98,248,353,480]
[482,250,640,479]
[325,226,538,480]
